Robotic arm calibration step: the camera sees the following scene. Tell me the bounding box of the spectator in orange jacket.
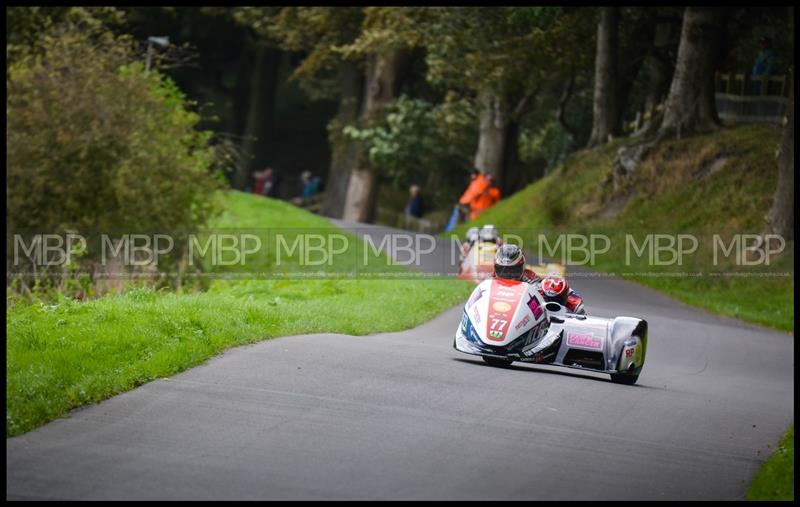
[472,174,501,218]
[459,169,489,220]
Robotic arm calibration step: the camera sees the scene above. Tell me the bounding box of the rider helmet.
[494,244,525,280]
[541,276,570,304]
[466,226,480,244]
[479,224,499,243]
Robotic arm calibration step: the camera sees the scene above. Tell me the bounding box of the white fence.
[714,72,791,125]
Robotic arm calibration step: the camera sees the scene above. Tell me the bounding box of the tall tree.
[613,8,665,133]
[236,43,279,190]
[658,7,723,138]
[636,13,681,135]
[235,6,364,216]
[612,7,723,179]
[587,7,619,148]
[473,89,508,180]
[420,7,589,193]
[333,7,422,222]
[342,48,408,222]
[764,4,793,242]
[324,61,362,218]
[765,84,794,240]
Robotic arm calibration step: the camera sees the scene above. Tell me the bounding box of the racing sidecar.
[453,277,647,384]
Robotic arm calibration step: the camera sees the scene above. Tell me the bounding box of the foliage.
[419,7,593,99]
[342,94,477,189]
[335,7,423,58]
[6,23,224,289]
[519,121,574,170]
[234,7,364,100]
[429,91,479,160]
[6,191,474,436]
[6,6,126,65]
[343,96,438,185]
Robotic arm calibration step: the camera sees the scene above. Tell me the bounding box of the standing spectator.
[752,36,777,94]
[405,184,425,219]
[260,167,280,198]
[252,169,267,195]
[472,174,501,218]
[302,172,320,200]
[292,171,320,206]
[458,168,490,221]
[297,170,310,197]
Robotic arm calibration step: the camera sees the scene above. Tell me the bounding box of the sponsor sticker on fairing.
[467,287,485,309]
[495,288,519,302]
[492,301,512,312]
[567,331,602,350]
[515,314,531,331]
[485,279,526,342]
[527,294,543,320]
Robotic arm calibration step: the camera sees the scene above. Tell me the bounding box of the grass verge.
[747,426,794,500]
[6,192,474,436]
[456,124,793,332]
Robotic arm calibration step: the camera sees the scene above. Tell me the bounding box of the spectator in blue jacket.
[752,36,777,94]
[405,184,425,219]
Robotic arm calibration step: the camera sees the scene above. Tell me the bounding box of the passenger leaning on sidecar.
[493,244,585,314]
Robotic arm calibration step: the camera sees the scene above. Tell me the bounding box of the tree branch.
[556,70,578,139]
[510,86,538,121]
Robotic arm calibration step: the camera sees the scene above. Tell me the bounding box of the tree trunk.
[236,42,267,191]
[474,89,508,180]
[342,49,405,223]
[500,120,523,196]
[615,59,646,134]
[643,55,670,115]
[643,18,676,116]
[765,85,794,240]
[587,7,619,148]
[341,167,378,224]
[658,7,723,139]
[636,46,672,137]
[322,61,362,218]
[556,71,578,141]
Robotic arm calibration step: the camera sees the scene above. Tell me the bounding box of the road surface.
[6,221,794,500]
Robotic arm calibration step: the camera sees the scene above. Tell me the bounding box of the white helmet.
[466,227,480,243]
[479,224,499,242]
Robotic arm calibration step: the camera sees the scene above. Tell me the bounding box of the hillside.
[457,124,794,331]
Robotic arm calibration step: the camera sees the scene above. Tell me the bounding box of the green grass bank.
[456,124,793,332]
[747,426,794,500]
[6,192,474,436]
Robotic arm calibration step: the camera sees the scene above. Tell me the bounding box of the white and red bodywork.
[457,241,567,285]
[454,278,648,384]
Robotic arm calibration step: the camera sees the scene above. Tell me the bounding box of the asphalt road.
[6,221,794,500]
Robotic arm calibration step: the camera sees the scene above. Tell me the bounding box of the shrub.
[6,23,224,293]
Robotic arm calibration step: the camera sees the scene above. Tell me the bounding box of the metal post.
[145,36,169,74]
[145,40,153,74]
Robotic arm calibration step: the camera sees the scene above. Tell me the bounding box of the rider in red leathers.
[493,244,585,314]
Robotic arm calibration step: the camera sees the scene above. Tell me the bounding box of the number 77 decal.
[490,319,508,330]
